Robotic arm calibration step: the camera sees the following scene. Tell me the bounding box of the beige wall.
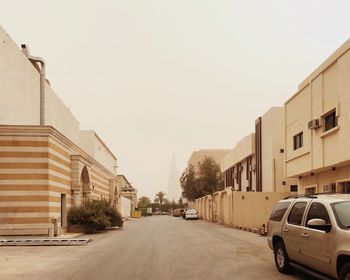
[298,166,350,194]
[196,190,289,230]
[120,196,131,218]
[0,26,40,125]
[261,107,297,192]
[79,130,117,174]
[0,25,80,145]
[285,38,350,194]
[221,134,255,172]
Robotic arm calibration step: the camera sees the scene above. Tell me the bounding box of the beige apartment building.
[0,25,120,235]
[221,133,256,191]
[285,38,350,195]
[222,107,296,192]
[185,149,230,172]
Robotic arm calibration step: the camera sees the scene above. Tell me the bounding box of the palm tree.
[154,191,166,214]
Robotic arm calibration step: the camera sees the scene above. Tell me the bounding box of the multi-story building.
[0,25,120,235]
[221,133,256,191]
[285,38,350,195]
[222,107,296,192]
[185,149,230,172]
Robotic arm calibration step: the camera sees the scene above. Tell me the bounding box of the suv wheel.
[274,241,293,274]
[339,263,350,280]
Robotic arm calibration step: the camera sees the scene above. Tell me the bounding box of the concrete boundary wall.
[195,190,289,230]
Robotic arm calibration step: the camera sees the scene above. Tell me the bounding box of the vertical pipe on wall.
[21,44,46,126]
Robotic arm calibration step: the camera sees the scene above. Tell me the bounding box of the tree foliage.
[180,156,223,201]
[154,191,166,206]
[138,196,151,208]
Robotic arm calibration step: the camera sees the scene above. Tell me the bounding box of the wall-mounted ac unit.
[308,119,320,130]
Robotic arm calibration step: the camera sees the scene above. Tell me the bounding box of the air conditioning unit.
[233,173,237,179]
[308,119,320,130]
[249,164,256,172]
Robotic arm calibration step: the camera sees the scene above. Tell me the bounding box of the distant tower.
[167,155,181,202]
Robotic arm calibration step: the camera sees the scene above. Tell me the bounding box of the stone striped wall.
[0,125,118,235]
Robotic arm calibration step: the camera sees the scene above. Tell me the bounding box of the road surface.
[0,216,313,280]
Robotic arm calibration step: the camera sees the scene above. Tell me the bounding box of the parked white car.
[185,209,198,220]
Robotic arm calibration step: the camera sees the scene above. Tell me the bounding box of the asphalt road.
[0,216,314,280]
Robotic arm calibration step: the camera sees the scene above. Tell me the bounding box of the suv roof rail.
[314,191,342,195]
[283,194,317,200]
[283,191,345,200]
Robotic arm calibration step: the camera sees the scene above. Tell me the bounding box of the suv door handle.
[282,228,289,232]
[301,233,309,238]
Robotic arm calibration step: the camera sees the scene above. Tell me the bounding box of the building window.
[293,132,303,150]
[324,109,337,132]
[290,185,298,192]
[323,183,336,193]
[340,182,350,194]
[305,187,316,195]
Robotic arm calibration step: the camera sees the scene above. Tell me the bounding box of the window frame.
[323,109,337,132]
[287,201,307,226]
[293,132,303,150]
[305,187,316,195]
[305,202,331,227]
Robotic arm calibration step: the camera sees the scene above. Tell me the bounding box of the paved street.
[0,216,313,280]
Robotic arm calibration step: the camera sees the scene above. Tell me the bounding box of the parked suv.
[267,194,350,280]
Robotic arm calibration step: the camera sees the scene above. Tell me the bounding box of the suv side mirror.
[307,218,332,232]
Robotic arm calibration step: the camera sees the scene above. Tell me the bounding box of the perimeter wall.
[195,189,289,231]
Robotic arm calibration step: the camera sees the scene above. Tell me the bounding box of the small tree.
[197,156,223,195]
[181,156,223,201]
[180,164,199,201]
[138,196,151,208]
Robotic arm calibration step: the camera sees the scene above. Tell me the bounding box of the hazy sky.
[1,1,350,199]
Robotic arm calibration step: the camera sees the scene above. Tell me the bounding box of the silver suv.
[267,194,350,280]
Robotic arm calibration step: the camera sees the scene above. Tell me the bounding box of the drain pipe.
[21,44,46,126]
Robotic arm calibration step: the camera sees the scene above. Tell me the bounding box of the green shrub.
[68,200,123,233]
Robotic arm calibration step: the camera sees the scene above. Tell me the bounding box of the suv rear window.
[288,202,307,226]
[331,201,350,229]
[269,202,291,221]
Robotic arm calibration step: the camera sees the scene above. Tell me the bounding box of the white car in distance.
[185,209,198,220]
